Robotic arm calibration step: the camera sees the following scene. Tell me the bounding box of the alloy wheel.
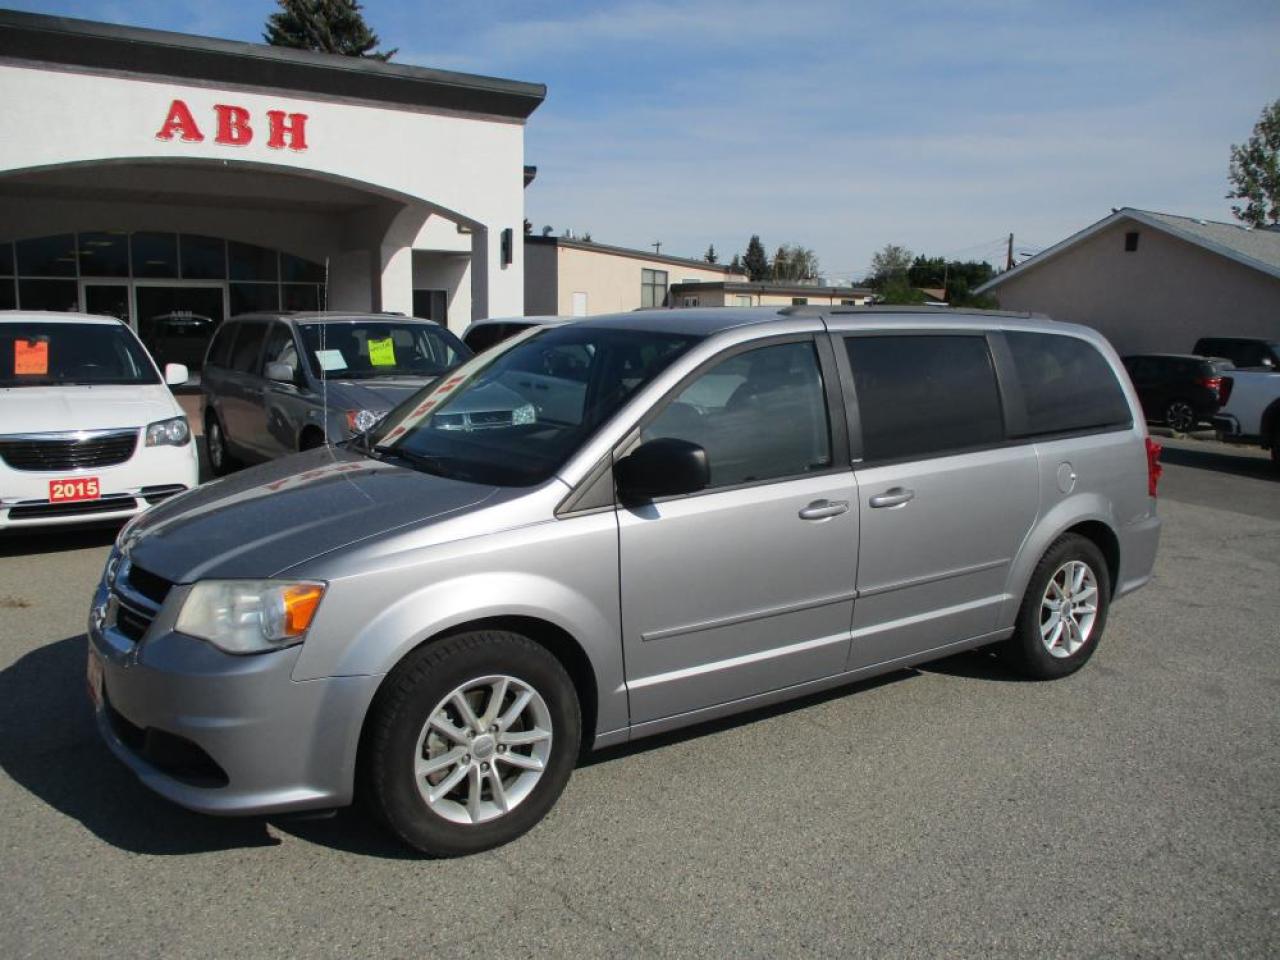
[1040,560,1099,658]
[1165,401,1195,432]
[413,674,553,825]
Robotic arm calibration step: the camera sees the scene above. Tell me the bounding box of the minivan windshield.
[1,321,159,388]
[299,320,470,381]
[371,325,700,486]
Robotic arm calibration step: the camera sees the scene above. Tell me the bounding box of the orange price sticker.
[15,338,49,376]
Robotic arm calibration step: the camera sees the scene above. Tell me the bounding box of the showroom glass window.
[642,341,832,489]
[845,335,1004,462]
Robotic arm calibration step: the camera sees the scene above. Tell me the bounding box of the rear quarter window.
[1005,332,1132,437]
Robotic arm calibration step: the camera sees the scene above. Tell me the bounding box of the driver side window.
[642,340,832,490]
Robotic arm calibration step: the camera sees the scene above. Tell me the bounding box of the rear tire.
[364,630,581,857]
[204,413,237,476]
[1000,534,1111,680]
[1164,399,1196,433]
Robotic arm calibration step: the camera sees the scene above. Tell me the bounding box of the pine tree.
[704,244,718,264]
[743,235,769,281]
[264,0,397,61]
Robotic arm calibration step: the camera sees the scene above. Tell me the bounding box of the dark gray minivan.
[91,307,1162,857]
[201,312,470,473]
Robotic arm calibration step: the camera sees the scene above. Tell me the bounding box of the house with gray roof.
[975,208,1280,355]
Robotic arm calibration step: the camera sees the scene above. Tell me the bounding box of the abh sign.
[155,99,309,151]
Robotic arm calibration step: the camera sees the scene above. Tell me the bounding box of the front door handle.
[799,499,849,520]
[869,487,915,509]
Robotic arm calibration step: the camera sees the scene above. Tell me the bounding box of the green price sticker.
[368,337,396,367]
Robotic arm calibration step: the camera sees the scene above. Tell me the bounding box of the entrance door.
[839,333,1039,669]
[82,282,131,325]
[134,285,226,375]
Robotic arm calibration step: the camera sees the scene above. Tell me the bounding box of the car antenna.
[321,258,330,449]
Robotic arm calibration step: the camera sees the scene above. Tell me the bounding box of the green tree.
[868,243,913,289]
[743,235,769,281]
[771,243,819,282]
[704,244,718,264]
[1228,99,1280,226]
[729,253,744,274]
[876,276,926,305]
[264,0,396,60]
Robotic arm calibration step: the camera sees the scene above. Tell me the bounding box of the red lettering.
[267,110,309,151]
[155,99,204,142]
[214,104,253,145]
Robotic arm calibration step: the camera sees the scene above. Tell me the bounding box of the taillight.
[1218,376,1234,407]
[1145,437,1163,497]
[1196,375,1222,393]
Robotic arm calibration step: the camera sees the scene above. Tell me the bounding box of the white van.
[1,311,199,532]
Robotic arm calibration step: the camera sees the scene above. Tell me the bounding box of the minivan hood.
[122,446,497,582]
[326,378,436,412]
[1,384,179,434]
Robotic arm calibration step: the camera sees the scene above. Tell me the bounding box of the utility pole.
[1006,233,1014,271]
[652,241,662,255]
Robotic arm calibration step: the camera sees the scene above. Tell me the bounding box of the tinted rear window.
[845,334,1005,462]
[205,322,236,369]
[228,321,268,373]
[1005,332,1131,437]
[465,323,521,354]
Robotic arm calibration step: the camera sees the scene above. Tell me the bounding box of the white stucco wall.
[0,61,528,320]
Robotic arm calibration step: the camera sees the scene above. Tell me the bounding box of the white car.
[1,311,199,532]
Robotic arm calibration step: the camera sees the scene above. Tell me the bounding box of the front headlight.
[345,409,384,434]
[175,580,326,655]
[145,415,190,447]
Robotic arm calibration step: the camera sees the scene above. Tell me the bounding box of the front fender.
[290,510,627,737]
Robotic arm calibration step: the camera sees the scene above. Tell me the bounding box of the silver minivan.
[88,307,1162,856]
[200,312,470,473]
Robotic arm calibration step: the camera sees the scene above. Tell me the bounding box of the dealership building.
[0,9,544,368]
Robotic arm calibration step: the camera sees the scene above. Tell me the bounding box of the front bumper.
[87,582,381,816]
[1,441,198,531]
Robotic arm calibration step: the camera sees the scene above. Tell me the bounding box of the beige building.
[669,280,874,308]
[525,236,741,315]
[976,208,1280,355]
[524,234,875,315]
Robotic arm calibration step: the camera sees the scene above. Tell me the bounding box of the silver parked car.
[200,312,470,473]
[88,307,1162,856]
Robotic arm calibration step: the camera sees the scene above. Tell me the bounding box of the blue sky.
[10,1,1280,279]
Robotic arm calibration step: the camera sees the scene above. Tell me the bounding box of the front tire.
[365,630,581,857]
[1000,534,1111,679]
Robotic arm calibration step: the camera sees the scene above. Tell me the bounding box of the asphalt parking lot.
[1,437,1276,959]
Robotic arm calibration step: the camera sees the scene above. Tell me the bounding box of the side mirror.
[265,361,296,383]
[615,437,709,502]
[163,363,189,386]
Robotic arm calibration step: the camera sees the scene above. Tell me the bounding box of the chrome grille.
[0,429,138,471]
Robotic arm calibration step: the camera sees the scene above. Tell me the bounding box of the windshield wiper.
[380,448,453,478]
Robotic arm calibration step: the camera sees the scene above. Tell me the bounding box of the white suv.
[1,311,199,532]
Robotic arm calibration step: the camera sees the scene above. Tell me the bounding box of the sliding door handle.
[799,499,849,520]
[869,487,915,509]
